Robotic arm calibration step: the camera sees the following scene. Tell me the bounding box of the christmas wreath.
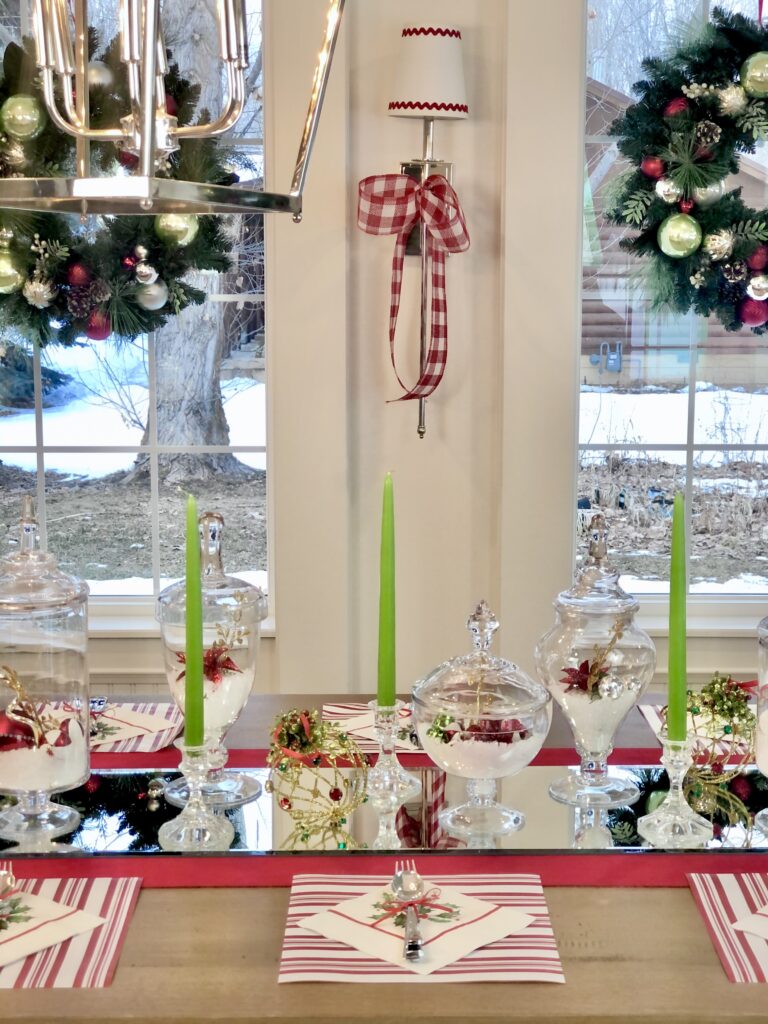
[0,35,237,347]
[607,7,768,334]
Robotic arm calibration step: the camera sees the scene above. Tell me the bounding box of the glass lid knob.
[586,513,608,568]
[466,600,499,651]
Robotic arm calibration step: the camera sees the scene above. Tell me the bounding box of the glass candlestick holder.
[637,732,713,849]
[158,741,235,852]
[365,700,421,850]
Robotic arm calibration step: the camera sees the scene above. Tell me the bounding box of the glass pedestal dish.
[157,512,267,810]
[412,602,551,847]
[0,498,90,849]
[535,515,656,809]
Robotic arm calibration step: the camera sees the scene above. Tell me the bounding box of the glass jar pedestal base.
[0,791,80,847]
[440,778,524,848]
[637,733,713,849]
[366,701,421,850]
[548,757,641,810]
[158,742,234,852]
[163,769,262,810]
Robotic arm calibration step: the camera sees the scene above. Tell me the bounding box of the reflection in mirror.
[2,764,767,855]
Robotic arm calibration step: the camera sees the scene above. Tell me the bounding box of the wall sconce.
[388,25,468,438]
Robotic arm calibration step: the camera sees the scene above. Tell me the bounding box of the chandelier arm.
[289,0,345,201]
[175,63,245,139]
[138,0,159,182]
[38,67,124,140]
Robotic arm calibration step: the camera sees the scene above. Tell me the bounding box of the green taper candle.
[184,493,204,746]
[377,474,396,708]
[666,492,687,741]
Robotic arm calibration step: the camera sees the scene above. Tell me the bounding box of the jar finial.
[18,495,40,555]
[586,513,608,567]
[199,511,225,579]
[466,600,499,651]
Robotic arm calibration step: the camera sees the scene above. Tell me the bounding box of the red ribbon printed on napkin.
[357,173,470,400]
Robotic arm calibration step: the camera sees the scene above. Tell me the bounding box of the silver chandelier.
[0,0,345,217]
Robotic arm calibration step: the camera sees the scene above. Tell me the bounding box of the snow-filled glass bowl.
[411,602,551,844]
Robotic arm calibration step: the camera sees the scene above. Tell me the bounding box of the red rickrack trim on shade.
[388,101,469,114]
[402,27,461,38]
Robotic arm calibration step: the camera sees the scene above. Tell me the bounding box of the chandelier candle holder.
[636,731,713,849]
[366,700,422,850]
[0,0,346,217]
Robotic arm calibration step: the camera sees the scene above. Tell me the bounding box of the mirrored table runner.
[3,764,767,856]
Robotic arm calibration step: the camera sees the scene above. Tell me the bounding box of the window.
[0,0,267,601]
[582,0,768,599]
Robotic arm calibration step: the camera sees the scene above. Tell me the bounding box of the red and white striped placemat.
[95,702,183,753]
[0,872,142,988]
[279,872,563,983]
[321,702,418,753]
[688,873,768,983]
[638,706,751,760]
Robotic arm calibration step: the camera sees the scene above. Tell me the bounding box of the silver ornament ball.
[598,677,624,700]
[135,279,169,310]
[0,94,46,141]
[747,274,768,301]
[692,180,725,208]
[87,60,114,90]
[741,51,768,98]
[134,261,159,285]
[134,244,149,260]
[154,213,199,247]
[655,177,683,204]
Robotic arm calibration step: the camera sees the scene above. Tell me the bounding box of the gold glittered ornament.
[22,276,56,308]
[657,213,702,259]
[267,708,368,850]
[741,51,768,98]
[747,273,768,301]
[718,83,748,116]
[703,228,735,262]
[154,213,199,247]
[654,177,683,204]
[0,227,23,294]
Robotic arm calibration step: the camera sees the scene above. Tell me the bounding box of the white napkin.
[0,890,105,969]
[333,707,420,750]
[732,903,768,940]
[61,704,174,746]
[298,881,534,975]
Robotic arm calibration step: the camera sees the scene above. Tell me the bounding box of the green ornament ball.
[646,790,668,814]
[0,250,23,294]
[0,93,46,141]
[657,213,702,259]
[741,51,768,98]
[154,213,199,247]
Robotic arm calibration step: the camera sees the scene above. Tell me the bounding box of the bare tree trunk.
[133,0,247,484]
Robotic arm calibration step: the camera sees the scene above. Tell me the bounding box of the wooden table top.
[3,885,766,1023]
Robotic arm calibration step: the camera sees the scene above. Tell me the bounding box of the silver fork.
[391,859,425,961]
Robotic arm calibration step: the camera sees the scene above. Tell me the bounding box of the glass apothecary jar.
[0,497,89,847]
[411,601,552,846]
[534,514,656,809]
[157,511,268,808]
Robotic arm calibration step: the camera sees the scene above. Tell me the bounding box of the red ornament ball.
[121,254,138,271]
[739,297,768,327]
[696,146,714,162]
[118,148,139,170]
[66,261,93,287]
[86,309,111,341]
[85,775,101,794]
[747,244,768,271]
[640,155,666,179]
[663,96,689,117]
[278,797,292,811]
[679,199,694,214]
[328,786,343,802]
[165,94,178,117]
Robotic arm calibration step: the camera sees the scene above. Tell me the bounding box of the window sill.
[637,595,765,639]
[87,598,275,640]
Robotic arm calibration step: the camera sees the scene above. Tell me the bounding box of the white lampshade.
[388,25,468,120]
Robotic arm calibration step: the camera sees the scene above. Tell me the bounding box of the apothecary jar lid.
[0,497,88,613]
[412,600,550,717]
[555,514,637,617]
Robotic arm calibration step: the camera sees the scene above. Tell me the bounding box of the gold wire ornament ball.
[266,708,368,850]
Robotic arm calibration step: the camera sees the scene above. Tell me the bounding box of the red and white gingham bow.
[357,173,470,400]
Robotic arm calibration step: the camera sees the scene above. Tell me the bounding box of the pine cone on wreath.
[66,287,94,319]
[88,279,112,305]
[694,120,722,147]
